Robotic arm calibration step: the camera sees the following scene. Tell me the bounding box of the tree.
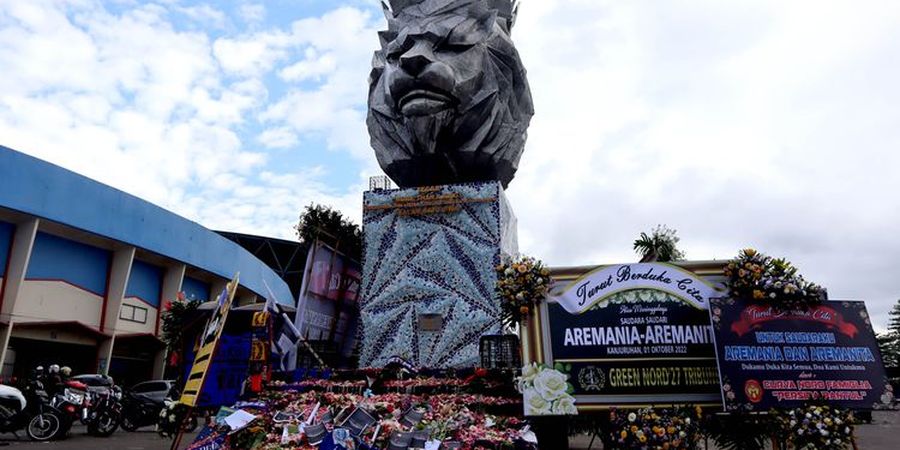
[880,299,900,369]
[889,299,900,335]
[633,225,686,263]
[294,203,363,260]
[878,333,899,369]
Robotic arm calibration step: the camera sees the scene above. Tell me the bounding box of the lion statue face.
[367,0,534,189]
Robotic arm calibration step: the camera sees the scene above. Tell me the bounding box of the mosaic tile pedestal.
[359,181,518,368]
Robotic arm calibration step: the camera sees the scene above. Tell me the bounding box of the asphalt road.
[0,412,896,449]
[0,425,197,450]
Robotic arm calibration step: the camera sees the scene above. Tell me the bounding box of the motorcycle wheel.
[120,414,139,432]
[87,411,119,437]
[182,415,199,433]
[26,412,62,441]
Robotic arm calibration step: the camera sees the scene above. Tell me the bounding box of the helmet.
[60,366,72,377]
[48,364,59,374]
[35,365,44,373]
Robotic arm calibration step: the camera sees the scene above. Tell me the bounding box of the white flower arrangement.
[516,363,578,416]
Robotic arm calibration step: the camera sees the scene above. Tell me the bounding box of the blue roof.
[0,145,294,306]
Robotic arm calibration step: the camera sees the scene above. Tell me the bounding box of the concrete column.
[157,263,185,335]
[0,218,39,320]
[152,348,167,380]
[0,219,38,373]
[152,263,184,379]
[97,246,135,375]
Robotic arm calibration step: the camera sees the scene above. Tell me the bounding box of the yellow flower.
[631,425,638,433]
[744,248,757,257]
[517,265,527,273]
[639,435,647,443]
[753,290,765,299]
[620,430,628,439]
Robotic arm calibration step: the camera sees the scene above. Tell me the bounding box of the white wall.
[117,297,158,335]
[15,280,102,328]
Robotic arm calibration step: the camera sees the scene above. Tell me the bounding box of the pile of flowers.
[253,389,529,449]
[271,378,368,394]
[187,371,530,450]
[770,405,855,450]
[724,249,826,310]
[608,406,702,449]
[516,363,578,416]
[383,377,467,393]
[495,255,551,327]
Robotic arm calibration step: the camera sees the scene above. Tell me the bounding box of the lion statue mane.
[367,0,534,189]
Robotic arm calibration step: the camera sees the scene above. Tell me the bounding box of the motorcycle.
[82,386,122,437]
[120,388,164,432]
[50,379,89,436]
[0,379,66,441]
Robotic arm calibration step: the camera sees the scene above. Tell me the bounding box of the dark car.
[70,374,115,394]
[129,380,176,403]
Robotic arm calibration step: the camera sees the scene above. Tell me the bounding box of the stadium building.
[0,145,294,384]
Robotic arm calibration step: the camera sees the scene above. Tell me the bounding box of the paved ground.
[0,426,198,449]
[0,412,896,449]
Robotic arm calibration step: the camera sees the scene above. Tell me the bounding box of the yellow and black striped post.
[170,273,238,450]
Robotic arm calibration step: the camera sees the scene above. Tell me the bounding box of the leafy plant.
[633,225,686,263]
[160,292,200,367]
[702,411,771,450]
[294,203,362,260]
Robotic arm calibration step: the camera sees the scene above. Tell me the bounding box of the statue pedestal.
[359,181,518,368]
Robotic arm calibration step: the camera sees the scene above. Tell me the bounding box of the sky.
[1,0,899,331]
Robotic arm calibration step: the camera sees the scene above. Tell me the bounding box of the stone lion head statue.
[367,0,534,189]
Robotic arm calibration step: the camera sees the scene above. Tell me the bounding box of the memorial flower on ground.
[609,406,702,449]
[496,255,551,328]
[771,404,854,450]
[724,248,826,310]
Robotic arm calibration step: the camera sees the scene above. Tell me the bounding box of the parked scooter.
[0,377,67,441]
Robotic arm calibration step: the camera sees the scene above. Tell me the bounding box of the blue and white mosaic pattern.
[360,181,518,368]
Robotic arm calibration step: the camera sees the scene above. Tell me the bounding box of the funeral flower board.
[709,298,895,411]
[529,262,727,411]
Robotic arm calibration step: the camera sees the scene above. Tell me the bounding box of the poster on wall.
[709,298,895,411]
[532,263,727,414]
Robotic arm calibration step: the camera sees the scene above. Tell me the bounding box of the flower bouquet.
[608,406,702,449]
[516,363,578,416]
[724,249,826,310]
[495,256,551,328]
[770,404,855,450]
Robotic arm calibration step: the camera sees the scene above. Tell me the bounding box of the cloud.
[0,0,368,244]
[238,3,266,24]
[505,0,900,329]
[1,0,898,332]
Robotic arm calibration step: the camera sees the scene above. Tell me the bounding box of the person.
[45,364,63,396]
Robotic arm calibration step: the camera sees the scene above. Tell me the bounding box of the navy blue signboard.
[547,300,720,399]
[538,263,728,410]
[183,334,251,407]
[709,298,895,411]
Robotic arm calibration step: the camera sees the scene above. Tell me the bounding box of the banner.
[294,241,361,356]
[709,298,895,411]
[550,263,725,314]
[180,274,239,407]
[534,263,728,411]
